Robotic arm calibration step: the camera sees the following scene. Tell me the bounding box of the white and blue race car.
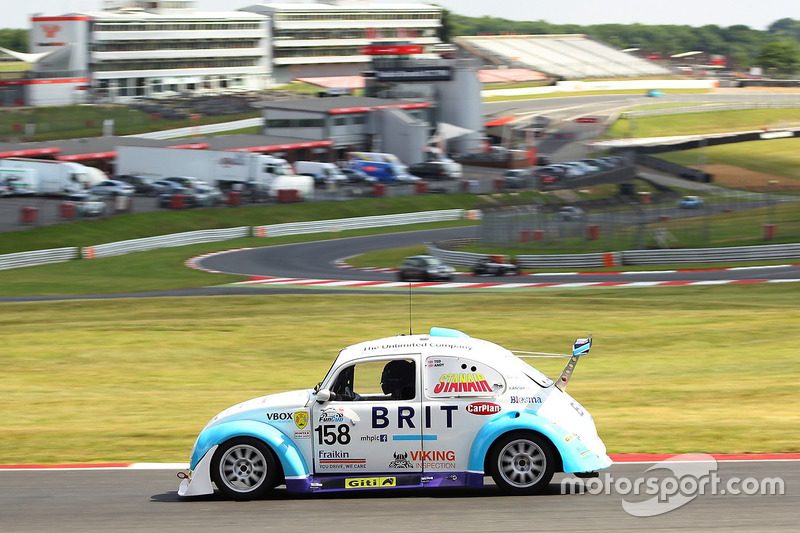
[178,328,611,500]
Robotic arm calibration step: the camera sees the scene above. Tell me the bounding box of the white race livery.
[178,328,611,499]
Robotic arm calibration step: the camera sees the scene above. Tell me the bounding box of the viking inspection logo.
[561,453,785,517]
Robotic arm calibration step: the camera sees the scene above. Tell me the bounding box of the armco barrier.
[429,241,800,268]
[621,242,800,265]
[0,247,79,271]
[85,227,250,259]
[254,210,465,238]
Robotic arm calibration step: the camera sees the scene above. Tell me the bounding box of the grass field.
[660,138,800,184]
[0,61,29,73]
[460,203,800,256]
[0,105,261,142]
[1,286,797,463]
[0,193,494,255]
[484,88,711,103]
[607,109,800,138]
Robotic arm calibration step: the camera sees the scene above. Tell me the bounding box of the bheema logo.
[466,402,501,415]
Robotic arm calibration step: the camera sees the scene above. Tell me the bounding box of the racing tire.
[397,272,406,282]
[489,432,556,495]
[211,437,279,501]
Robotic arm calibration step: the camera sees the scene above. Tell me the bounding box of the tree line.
[441,14,800,75]
[0,29,27,53]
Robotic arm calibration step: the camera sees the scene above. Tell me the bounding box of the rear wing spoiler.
[556,338,592,392]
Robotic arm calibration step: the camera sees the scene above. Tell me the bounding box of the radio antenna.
[408,282,413,335]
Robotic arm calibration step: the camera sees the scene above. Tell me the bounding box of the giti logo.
[42,25,61,39]
[344,477,396,489]
[293,411,308,430]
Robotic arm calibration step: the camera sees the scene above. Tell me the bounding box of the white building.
[27,0,270,104]
[242,1,442,83]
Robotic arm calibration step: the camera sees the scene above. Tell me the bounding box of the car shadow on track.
[151,480,576,503]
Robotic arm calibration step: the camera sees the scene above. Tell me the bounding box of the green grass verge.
[0,193,493,255]
[461,203,800,255]
[607,108,800,138]
[483,88,711,103]
[1,286,797,463]
[0,105,260,142]
[660,138,800,182]
[345,202,800,264]
[0,61,29,73]
[0,220,476,297]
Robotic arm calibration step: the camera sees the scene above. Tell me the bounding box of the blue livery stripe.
[392,435,438,441]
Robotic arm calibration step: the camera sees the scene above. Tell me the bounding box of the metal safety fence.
[253,210,466,238]
[429,241,800,268]
[83,226,250,259]
[0,247,78,271]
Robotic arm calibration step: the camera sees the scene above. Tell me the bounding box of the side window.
[332,359,416,401]
[424,356,505,398]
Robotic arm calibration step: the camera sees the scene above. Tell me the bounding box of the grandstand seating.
[454,34,670,79]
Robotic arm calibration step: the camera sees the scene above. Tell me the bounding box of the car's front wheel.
[211,437,278,500]
[489,432,555,495]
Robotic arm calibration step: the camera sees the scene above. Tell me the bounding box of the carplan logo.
[42,24,61,38]
[561,453,785,517]
[466,402,501,415]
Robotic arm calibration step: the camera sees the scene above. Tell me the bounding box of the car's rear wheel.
[489,432,555,495]
[211,437,278,500]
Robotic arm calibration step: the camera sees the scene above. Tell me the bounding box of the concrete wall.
[434,59,482,154]
[373,108,427,165]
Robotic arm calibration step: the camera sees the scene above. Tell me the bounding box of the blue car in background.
[678,195,705,209]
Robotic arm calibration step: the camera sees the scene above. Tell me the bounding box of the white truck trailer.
[115,146,313,198]
[0,158,103,196]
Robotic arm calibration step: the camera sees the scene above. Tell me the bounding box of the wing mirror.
[316,388,332,403]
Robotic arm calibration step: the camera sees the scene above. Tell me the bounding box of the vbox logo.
[42,25,61,39]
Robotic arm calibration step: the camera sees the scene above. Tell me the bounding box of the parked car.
[150,180,177,196]
[193,184,224,207]
[176,328,611,500]
[502,169,531,189]
[549,164,583,179]
[598,156,625,168]
[63,193,107,217]
[397,255,455,281]
[90,179,135,197]
[678,195,704,209]
[116,174,155,195]
[165,176,206,189]
[295,161,348,187]
[340,167,375,184]
[558,206,585,221]
[564,161,596,175]
[408,161,460,180]
[472,256,520,276]
[158,183,194,208]
[578,159,604,172]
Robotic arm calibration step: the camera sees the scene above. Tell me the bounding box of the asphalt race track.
[197,227,800,287]
[1,461,797,532]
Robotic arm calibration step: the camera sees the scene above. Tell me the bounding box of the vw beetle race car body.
[178,328,611,500]
[472,256,520,277]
